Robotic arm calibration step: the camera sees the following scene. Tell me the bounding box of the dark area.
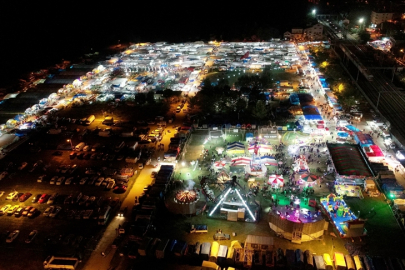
[0,1,309,88]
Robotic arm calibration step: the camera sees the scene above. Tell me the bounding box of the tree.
[146,90,155,104]
[135,93,146,105]
[162,89,174,98]
[251,101,268,121]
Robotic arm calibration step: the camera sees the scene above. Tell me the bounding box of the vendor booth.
[335,185,363,199]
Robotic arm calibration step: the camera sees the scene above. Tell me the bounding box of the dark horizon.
[0,0,310,88]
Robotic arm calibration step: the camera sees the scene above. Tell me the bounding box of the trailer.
[353,255,364,270]
[200,242,211,261]
[226,240,242,265]
[138,237,152,256]
[345,254,355,270]
[217,245,228,264]
[209,241,219,262]
[304,250,314,270]
[201,260,220,270]
[323,253,333,270]
[296,249,304,268]
[313,255,326,270]
[155,238,170,259]
[173,241,188,257]
[190,224,208,233]
[265,250,274,267]
[286,249,295,269]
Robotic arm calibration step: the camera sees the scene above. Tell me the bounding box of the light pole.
[312,9,316,18]
[359,18,364,31]
[67,139,73,150]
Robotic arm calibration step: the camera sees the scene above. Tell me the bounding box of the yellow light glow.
[320,61,328,68]
[338,83,344,92]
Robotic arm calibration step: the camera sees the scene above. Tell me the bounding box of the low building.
[304,23,323,40]
[371,10,394,25]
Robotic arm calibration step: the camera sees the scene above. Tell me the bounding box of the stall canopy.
[227,142,245,153]
[301,105,322,121]
[327,144,373,177]
[300,173,319,183]
[260,156,277,166]
[354,132,374,147]
[231,157,251,166]
[268,175,284,186]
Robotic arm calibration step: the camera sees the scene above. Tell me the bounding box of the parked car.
[25,230,38,243]
[47,193,58,205]
[6,230,19,243]
[50,176,58,185]
[37,175,46,183]
[18,162,28,170]
[38,194,48,204]
[56,177,65,185]
[27,207,37,217]
[43,206,54,217]
[7,205,19,215]
[80,177,88,185]
[22,206,32,216]
[50,207,61,218]
[69,152,77,159]
[6,191,19,200]
[60,165,70,174]
[69,164,78,174]
[65,177,73,185]
[14,207,23,217]
[32,194,41,203]
[19,192,32,202]
[0,171,8,180]
[0,205,11,215]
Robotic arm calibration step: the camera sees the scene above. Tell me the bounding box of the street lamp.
[312,9,316,16]
[67,139,73,150]
[359,18,364,31]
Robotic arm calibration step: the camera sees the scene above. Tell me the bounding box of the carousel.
[293,155,310,173]
[296,173,319,187]
[166,187,202,215]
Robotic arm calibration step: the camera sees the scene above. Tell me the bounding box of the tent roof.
[327,143,373,177]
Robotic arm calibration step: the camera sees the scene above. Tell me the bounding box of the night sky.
[0,0,309,88]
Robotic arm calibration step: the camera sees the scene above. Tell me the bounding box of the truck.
[75,142,85,151]
[85,115,95,125]
[98,206,111,225]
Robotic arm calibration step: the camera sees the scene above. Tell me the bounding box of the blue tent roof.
[14,114,24,121]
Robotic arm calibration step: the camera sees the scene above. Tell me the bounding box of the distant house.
[304,23,324,40]
[284,28,304,40]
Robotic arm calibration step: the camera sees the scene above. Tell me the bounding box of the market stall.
[335,185,363,199]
